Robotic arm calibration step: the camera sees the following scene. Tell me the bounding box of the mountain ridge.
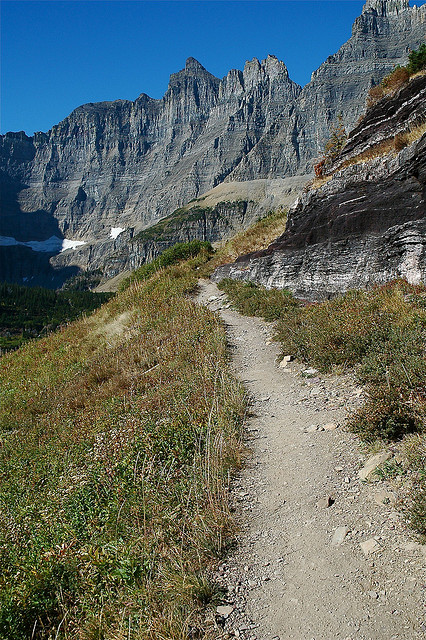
[0,0,425,286]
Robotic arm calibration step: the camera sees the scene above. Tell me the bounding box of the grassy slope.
[0,250,245,639]
[2,204,426,638]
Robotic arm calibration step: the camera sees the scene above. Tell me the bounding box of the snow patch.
[61,239,87,251]
[0,235,86,253]
[110,227,125,240]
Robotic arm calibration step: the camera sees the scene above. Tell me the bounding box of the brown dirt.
[196,279,426,640]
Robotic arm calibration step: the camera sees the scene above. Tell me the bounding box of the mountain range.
[0,0,425,287]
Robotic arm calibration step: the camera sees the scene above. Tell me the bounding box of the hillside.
[0,245,246,639]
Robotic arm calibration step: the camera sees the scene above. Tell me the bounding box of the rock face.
[51,176,307,279]
[0,0,424,285]
[230,0,426,178]
[0,57,300,242]
[212,76,426,300]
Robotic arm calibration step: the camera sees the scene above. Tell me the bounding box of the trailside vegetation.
[0,282,112,352]
[0,244,245,638]
[121,240,213,290]
[218,278,426,537]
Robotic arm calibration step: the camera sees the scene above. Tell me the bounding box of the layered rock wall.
[213,77,426,300]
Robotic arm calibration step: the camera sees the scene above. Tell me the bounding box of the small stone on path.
[279,355,294,368]
[373,490,396,506]
[306,424,323,433]
[216,605,234,618]
[317,495,334,509]
[360,538,381,555]
[358,451,392,481]
[323,422,338,431]
[303,367,319,376]
[331,526,350,545]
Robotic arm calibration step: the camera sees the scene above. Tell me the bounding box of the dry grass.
[328,119,426,175]
[205,208,288,272]
[0,253,246,639]
[305,175,332,192]
[367,66,411,109]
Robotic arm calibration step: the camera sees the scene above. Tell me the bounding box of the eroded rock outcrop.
[213,76,426,300]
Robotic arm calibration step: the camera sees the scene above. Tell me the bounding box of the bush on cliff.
[407,43,426,74]
[366,44,425,109]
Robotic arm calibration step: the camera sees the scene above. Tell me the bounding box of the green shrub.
[121,240,212,289]
[348,385,424,441]
[407,43,426,75]
[323,114,347,162]
[218,279,298,321]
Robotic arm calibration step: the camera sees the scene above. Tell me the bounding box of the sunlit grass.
[0,251,245,639]
[204,208,288,272]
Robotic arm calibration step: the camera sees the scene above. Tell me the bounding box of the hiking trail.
[196,279,425,640]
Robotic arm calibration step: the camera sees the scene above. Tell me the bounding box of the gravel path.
[196,279,425,640]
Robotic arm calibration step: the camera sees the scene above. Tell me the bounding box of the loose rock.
[360,538,381,555]
[358,452,392,481]
[316,495,334,509]
[216,605,235,619]
[331,526,350,545]
[323,422,338,431]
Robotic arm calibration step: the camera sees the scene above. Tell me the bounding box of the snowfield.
[0,235,86,253]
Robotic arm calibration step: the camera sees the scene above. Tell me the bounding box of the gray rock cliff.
[212,75,426,300]
[0,0,424,285]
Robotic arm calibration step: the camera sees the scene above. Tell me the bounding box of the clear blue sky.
[1,0,424,135]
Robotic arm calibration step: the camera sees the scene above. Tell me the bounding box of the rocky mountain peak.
[184,57,207,73]
[262,54,289,79]
[242,55,291,90]
[167,57,220,92]
[362,0,409,16]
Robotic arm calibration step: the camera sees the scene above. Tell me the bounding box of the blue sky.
[1,1,424,135]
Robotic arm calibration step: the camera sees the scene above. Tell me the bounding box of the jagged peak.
[185,57,207,72]
[243,55,289,79]
[167,57,220,90]
[362,0,409,16]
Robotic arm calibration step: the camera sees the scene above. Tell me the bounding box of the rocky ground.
[196,279,426,640]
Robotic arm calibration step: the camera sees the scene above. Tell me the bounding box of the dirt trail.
[196,280,425,640]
